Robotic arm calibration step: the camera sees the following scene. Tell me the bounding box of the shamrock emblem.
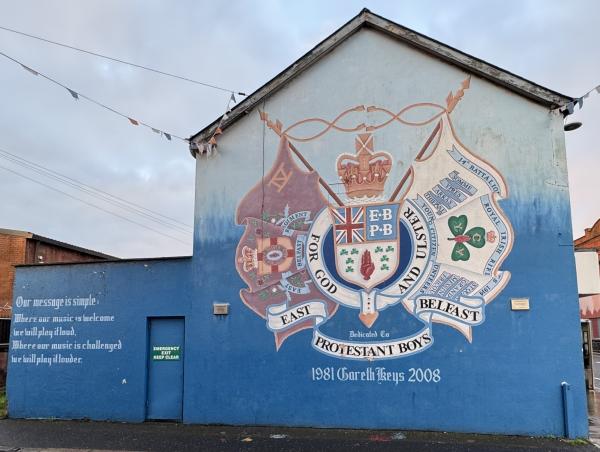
[288,274,303,287]
[447,215,486,261]
[340,249,349,256]
[374,246,384,253]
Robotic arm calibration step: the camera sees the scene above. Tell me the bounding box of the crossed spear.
[258,76,471,207]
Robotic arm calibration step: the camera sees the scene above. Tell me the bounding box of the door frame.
[144,316,186,421]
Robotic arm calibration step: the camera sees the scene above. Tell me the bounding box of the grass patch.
[0,390,6,418]
[564,438,589,446]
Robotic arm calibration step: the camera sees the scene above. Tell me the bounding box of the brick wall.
[1,233,112,319]
[575,218,600,256]
[25,240,107,265]
[0,233,26,319]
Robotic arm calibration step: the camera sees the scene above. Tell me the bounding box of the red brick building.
[0,228,113,385]
[575,219,600,255]
[576,219,600,337]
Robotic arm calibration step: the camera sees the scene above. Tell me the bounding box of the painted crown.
[336,133,393,199]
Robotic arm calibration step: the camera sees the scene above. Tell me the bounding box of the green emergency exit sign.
[152,345,181,361]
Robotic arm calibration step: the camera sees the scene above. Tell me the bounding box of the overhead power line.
[0,24,246,96]
[0,147,193,233]
[0,163,192,246]
[0,49,187,142]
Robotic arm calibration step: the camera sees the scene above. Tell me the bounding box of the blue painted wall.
[8,258,193,421]
[8,28,587,437]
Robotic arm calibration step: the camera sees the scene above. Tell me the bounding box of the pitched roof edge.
[29,233,116,260]
[188,9,366,156]
[0,228,33,239]
[15,255,190,268]
[188,8,573,157]
[0,227,115,259]
[364,10,572,106]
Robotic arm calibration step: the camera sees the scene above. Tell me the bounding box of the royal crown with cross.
[336,133,393,199]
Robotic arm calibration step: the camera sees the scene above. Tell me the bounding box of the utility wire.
[0,147,192,229]
[0,49,188,141]
[0,163,192,246]
[0,148,192,233]
[0,24,246,96]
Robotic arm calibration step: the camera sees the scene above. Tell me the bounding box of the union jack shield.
[329,202,400,290]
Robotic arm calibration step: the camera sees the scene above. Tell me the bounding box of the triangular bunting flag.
[209,137,217,145]
[566,102,575,115]
[164,133,172,141]
[67,89,79,100]
[151,128,160,134]
[214,127,223,135]
[128,118,139,126]
[596,85,600,94]
[578,97,584,109]
[230,92,236,104]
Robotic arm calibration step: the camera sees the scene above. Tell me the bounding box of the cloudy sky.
[0,1,598,258]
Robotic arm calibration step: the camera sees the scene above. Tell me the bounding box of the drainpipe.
[561,381,575,438]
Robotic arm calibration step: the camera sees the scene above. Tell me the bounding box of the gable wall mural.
[8,28,586,437]
[191,29,586,436]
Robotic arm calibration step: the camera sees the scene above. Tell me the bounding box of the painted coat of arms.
[234,77,514,359]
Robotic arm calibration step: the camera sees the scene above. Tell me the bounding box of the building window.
[0,319,10,344]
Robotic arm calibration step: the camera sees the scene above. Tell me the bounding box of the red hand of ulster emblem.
[360,250,375,281]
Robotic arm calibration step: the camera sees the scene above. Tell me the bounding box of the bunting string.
[199,91,238,155]
[559,83,600,115]
[0,24,246,96]
[0,49,187,142]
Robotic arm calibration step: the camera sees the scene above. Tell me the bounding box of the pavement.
[588,352,600,449]
[0,419,594,452]
[593,352,600,391]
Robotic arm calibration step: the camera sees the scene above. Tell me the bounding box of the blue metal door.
[146,317,185,420]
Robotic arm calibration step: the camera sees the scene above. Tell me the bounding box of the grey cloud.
[0,0,597,257]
